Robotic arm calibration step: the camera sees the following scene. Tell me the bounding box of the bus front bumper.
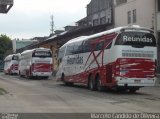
[32,72,52,77]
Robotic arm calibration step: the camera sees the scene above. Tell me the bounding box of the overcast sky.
[0,0,91,39]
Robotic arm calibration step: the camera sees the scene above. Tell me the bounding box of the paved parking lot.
[0,73,160,113]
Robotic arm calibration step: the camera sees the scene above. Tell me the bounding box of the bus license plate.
[134,80,141,83]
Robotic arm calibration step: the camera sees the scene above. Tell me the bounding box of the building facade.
[12,39,38,53]
[0,0,13,13]
[114,0,160,71]
[77,0,113,27]
[114,0,155,30]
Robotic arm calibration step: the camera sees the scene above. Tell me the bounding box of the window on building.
[100,17,106,24]
[116,0,127,6]
[128,11,131,24]
[133,9,136,23]
[158,0,160,12]
[93,19,99,26]
[87,4,91,16]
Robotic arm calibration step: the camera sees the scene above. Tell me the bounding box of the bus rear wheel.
[129,88,139,93]
[64,82,73,86]
[88,75,96,91]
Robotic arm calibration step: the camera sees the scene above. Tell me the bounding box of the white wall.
[114,0,155,29]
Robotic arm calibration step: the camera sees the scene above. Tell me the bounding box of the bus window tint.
[73,42,83,54]
[95,39,113,51]
[106,42,112,49]
[95,41,104,51]
[66,42,83,55]
[32,51,52,57]
[66,45,74,55]
[83,41,92,53]
[115,32,156,47]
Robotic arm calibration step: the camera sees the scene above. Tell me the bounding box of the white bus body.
[19,48,53,79]
[56,26,157,92]
[4,54,19,75]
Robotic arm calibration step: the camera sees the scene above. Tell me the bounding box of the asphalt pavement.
[0,73,160,114]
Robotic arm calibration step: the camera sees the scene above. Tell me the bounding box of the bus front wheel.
[19,71,23,77]
[96,75,104,92]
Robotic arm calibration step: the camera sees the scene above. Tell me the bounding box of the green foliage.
[0,34,12,61]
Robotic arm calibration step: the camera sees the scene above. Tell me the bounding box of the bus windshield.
[115,32,156,47]
[32,51,52,58]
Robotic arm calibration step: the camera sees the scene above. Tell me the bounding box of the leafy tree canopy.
[0,34,12,61]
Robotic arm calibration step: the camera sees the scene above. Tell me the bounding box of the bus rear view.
[19,48,53,79]
[113,27,157,92]
[56,26,157,93]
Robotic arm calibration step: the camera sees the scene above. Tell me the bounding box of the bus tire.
[61,73,65,81]
[65,82,74,86]
[96,75,104,92]
[19,71,22,77]
[26,70,29,79]
[88,75,96,91]
[44,76,49,79]
[129,88,139,93]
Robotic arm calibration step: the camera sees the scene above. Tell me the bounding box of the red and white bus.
[56,26,157,92]
[19,48,53,79]
[4,54,20,75]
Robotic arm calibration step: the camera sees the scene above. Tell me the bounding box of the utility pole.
[50,15,54,36]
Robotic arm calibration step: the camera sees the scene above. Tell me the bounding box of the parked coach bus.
[56,26,157,92]
[4,54,19,75]
[19,48,53,79]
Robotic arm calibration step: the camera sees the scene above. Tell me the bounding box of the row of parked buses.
[56,26,157,92]
[3,26,157,92]
[4,48,53,79]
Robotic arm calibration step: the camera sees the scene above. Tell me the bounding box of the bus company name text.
[67,55,83,64]
[123,36,153,43]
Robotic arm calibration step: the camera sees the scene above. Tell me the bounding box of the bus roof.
[21,48,51,55]
[4,54,20,61]
[61,25,154,48]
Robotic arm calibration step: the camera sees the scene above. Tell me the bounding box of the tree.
[0,34,12,61]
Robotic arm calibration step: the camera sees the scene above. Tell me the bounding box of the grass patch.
[0,88,7,95]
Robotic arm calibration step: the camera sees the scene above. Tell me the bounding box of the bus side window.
[66,45,74,55]
[105,39,113,49]
[83,41,91,53]
[106,42,112,49]
[95,41,104,51]
[73,42,83,54]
